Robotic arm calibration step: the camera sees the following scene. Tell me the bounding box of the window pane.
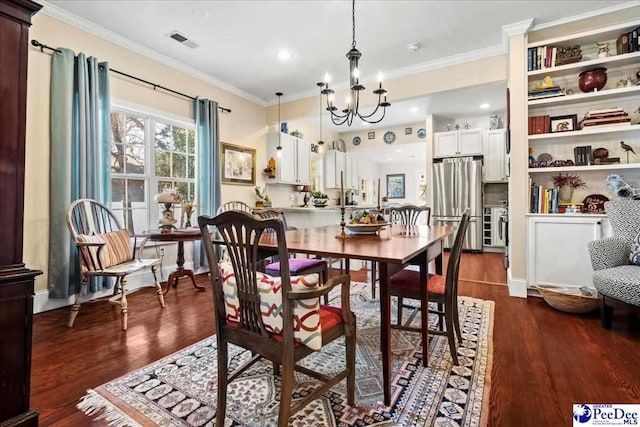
[126,142,145,175]
[188,182,195,202]
[187,129,195,154]
[175,182,188,202]
[172,126,187,153]
[112,178,125,204]
[155,123,172,150]
[173,153,186,178]
[187,155,195,179]
[155,149,170,177]
[158,181,173,193]
[111,144,125,173]
[127,179,146,203]
[111,112,145,175]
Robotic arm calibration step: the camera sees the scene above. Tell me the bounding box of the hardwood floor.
[31,271,639,426]
[454,252,507,284]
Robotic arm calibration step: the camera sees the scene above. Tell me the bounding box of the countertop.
[269,205,378,212]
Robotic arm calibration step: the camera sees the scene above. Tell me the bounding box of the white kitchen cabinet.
[483,129,507,182]
[324,150,346,189]
[345,153,358,190]
[527,215,612,289]
[266,133,311,185]
[434,128,483,158]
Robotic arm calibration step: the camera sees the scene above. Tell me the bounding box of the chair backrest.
[445,209,470,301]
[66,199,123,241]
[217,200,253,215]
[253,208,291,230]
[605,199,640,240]
[199,210,294,337]
[389,204,431,225]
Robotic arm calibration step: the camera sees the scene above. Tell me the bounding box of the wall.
[339,122,428,151]
[377,161,427,205]
[25,14,267,299]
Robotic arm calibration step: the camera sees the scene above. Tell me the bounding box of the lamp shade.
[154,191,182,204]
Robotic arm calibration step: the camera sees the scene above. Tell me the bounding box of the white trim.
[502,19,534,42]
[529,1,640,32]
[507,271,528,298]
[112,98,194,128]
[39,0,266,107]
[33,261,195,314]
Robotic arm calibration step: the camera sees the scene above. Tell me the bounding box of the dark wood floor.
[31,268,639,426]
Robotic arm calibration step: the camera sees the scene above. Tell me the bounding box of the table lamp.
[154,191,182,233]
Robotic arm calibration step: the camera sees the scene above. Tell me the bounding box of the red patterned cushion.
[390,269,446,295]
[76,230,132,272]
[265,258,326,275]
[270,305,343,346]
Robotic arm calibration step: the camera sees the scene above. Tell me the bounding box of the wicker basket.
[536,285,599,314]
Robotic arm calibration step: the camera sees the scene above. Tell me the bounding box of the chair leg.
[346,320,356,406]
[68,276,89,327]
[278,354,295,425]
[452,297,462,344]
[152,266,166,308]
[437,302,444,331]
[601,297,613,330]
[272,361,281,376]
[397,296,404,325]
[120,277,128,331]
[216,339,229,426]
[445,302,459,365]
[322,266,329,305]
[371,261,377,299]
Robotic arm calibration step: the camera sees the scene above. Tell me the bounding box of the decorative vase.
[559,186,574,203]
[578,67,607,93]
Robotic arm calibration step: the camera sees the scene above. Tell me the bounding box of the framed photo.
[405,127,412,135]
[550,114,578,133]
[367,131,375,140]
[221,142,256,185]
[386,174,405,199]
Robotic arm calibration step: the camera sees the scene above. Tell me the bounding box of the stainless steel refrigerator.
[433,157,483,251]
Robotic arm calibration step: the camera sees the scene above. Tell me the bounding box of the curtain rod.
[30,39,232,113]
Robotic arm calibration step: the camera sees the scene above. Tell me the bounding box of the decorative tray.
[344,222,388,235]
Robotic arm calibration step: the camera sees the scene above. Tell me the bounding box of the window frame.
[110,101,196,233]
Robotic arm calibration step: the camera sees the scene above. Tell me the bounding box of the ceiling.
[45,0,630,104]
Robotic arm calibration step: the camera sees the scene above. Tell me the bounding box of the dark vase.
[578,67,607,93]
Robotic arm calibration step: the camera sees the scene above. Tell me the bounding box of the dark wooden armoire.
[0,0,43,426]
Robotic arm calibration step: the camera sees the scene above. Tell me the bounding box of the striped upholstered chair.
[588,199,640,329]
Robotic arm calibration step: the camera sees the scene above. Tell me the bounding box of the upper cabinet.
[483,129,508,182]
[345,153,358,190]
[324,150,346,189]
[434,128,483,158]
[266,133,311,185]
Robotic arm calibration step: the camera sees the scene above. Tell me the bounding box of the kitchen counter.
[267,205,378,212]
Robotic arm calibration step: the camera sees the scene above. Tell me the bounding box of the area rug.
[77,282,494,426]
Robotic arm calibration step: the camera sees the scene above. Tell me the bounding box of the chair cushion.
[270,305,344,347]
[390,269,445,295]
[77,230,133,272]
[630,228,640,266]
[593,265,640,306]
[265,258,326,275]
[219,262,322,350]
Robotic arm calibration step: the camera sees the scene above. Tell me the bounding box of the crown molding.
[530,1,640,32]
[266,44,506,106]
[502,19,534,40]
[38,0,267,107]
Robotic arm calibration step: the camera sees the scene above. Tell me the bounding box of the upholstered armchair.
[588,199,640,329]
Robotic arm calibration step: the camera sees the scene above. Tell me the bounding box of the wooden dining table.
[245,223,455,406]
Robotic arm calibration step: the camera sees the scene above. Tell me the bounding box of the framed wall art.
[367,131,375,140]
[221,142,256,185]
[386,173,405,199]
[550,114,578,133]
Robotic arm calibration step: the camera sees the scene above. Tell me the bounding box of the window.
[110,109,196,233]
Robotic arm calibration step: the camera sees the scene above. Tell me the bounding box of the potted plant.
[552,173,586,203]
[311,191,329,207]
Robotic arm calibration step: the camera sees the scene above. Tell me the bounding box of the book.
[632,27,639,52]
[617,33,630,54]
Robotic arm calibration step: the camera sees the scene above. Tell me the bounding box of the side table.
[141,229,206,294]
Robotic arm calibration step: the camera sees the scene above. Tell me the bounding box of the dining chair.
[388,209,470,365]
[217,200,253,214]
[66,199,165,330]
[198,210,356,426]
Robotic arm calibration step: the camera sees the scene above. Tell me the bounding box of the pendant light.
[316,83,325,146]
[276,92,283,157]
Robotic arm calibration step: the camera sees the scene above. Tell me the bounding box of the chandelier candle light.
[319,0,390,126]
[276,92,283,157]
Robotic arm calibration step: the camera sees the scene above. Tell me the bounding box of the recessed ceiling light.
[407,43,422,53]
[386,158,392,161]
[396,149,403,153]
[410,107,419,113]
[480,103,490,109]
[277,50,291,60]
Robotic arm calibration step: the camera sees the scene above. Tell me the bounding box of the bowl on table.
[313,198,328,208]
[344,222,388,235]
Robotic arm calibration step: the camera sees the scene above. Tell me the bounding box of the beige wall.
[25,14,267,292]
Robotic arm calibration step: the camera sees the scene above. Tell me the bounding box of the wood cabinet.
[266,133,311,185]
[434,128,483,158]
[527,215,612,288]
[0,1,43,426]
[324,149,346,189]
[483,129,508,182]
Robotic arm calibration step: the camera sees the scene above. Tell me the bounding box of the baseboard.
[33,262,196,314]
[507,269,528,298]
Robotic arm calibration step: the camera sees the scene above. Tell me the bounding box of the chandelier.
[319,0,390,126]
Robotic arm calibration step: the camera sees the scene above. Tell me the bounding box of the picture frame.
[367,131,375,140]
[386,173,405,199]
[221,142,256,185]
[550,114,578,133]
[405,127,412,135]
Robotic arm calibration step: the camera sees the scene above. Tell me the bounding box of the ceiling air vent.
[167,31,199,49]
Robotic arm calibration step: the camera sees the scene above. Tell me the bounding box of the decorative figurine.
[446,123,452,131]
[455,123,460,130]
[464,121,471,129]
[595,41,609,58]
[620,141,636,163]
[534,76,554,90]
[181,201,197,228]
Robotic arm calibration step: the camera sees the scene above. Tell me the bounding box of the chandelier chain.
[351,0,356,49]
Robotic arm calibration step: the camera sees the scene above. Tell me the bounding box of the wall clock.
[352,136,361,146]
[417,128,426,139]
[383,131,396,144]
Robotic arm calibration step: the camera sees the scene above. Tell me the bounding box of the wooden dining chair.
[217,200,253,214]
[253,209,330,304]
[66,199,165,330]
[388,210,470,365]
[198,210,356,426]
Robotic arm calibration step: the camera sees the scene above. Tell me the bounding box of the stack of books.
[579,108,631,129]
[528,86,565,100]
[530,183,560,214]
[573,146,592,166]
[528,115,550,135]
[616,27,640,54]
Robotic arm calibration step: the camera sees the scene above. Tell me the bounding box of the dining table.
[239,223,455,406]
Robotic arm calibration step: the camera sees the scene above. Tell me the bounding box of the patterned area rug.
[78,283,494,426]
